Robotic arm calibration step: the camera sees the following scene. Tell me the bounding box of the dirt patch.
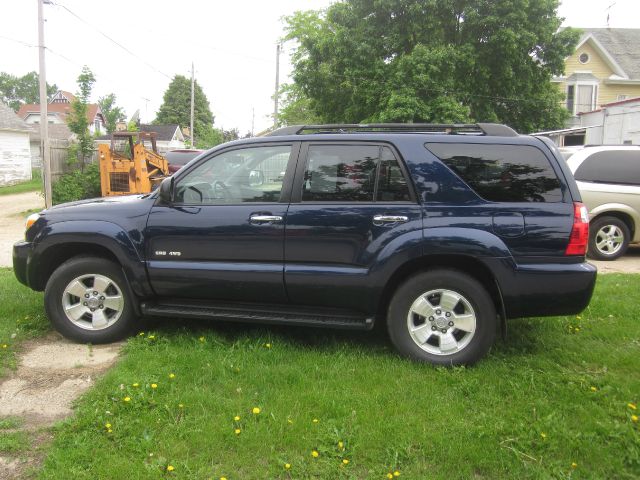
[0,191,44,268]
[0,333,122,478]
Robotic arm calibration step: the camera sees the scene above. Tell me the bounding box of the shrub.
[52,163,101,205]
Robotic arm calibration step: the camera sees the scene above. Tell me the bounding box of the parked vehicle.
[165,149,203,174]
[567,146,640,260]
[14,123,596,365]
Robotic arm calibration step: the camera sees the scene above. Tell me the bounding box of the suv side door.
[284,142,423,314]
[144,142,299,303]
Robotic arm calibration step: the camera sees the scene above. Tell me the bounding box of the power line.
[0,35,36,48]
[50,1,172,80]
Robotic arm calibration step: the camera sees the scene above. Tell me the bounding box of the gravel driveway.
[0,191,44,267]
[1,191,639,273]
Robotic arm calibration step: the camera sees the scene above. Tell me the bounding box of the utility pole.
[190,62,195,148]
[273,43,281,129]
[251,107,255,137]
[38,0,53,208]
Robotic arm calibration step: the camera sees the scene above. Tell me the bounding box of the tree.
[0,71,57,111]
[276,83,321,127]
[66,66,96,169]
[98,93,126,133]
[284,0,580,133]
[155,75,216,147]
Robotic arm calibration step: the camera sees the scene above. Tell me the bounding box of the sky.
[0,0,638,135]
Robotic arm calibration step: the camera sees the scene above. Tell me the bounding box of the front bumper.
[13,241,32,287]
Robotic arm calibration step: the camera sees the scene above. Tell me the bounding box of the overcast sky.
[1,0,638,135]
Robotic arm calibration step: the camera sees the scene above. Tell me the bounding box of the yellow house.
[553,28,640,116]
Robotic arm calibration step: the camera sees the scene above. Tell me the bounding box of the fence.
[49,139,98,182]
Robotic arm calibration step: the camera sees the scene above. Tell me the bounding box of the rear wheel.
[387,270,497,366]
[44,256,137,343]
[588,216,630,261]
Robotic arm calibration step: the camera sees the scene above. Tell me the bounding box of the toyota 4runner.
[14,123,597,365]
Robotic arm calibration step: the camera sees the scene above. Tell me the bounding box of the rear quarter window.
[425,143,563,202]
[574,150,640,186]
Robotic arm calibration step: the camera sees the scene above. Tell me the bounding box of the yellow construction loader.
[98,131,169,196]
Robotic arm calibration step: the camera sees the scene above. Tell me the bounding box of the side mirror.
[158,176,174,203]
[249,169,264,187]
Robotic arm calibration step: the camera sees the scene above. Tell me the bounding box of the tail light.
[565,202,589,256]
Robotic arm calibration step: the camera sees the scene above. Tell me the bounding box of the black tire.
[44,256,138,343]
[588,216,630,261]
[387,269,497,366]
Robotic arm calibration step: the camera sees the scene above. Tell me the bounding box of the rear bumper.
[486,258,597,318]
[13,241,32,287]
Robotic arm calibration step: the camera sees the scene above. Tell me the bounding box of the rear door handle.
[373,215,409,226]
[250,214,283,223]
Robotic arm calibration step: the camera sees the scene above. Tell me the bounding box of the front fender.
[29,220,152,296]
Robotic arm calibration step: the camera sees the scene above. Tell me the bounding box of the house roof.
[577,28,640,80]
[0,101,30,132]
[140,124,180,141]
[17,102,102,124]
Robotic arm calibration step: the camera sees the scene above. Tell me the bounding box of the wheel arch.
[589,209,636,241]
[376,254,505,328]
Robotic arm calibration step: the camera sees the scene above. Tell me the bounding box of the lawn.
[0,170,43,196]
[21,273,636,479]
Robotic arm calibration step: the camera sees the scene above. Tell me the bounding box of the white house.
[0,101,32,187]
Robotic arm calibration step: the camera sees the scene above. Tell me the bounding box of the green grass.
[0,269,48,377]
[0,170,43,196]
[32,274,639,479]
[0,431,30,453]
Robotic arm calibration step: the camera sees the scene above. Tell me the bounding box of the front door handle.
[373,215,409,226]
[250,214,283,223]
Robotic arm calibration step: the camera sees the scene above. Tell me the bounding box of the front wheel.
[44,256,137,343]
[588,216,630,261]
[387,270,497,366]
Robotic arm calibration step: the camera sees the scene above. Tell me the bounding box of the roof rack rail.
[267,123,518,137]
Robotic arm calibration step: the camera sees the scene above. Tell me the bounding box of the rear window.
[425,143,562,202]
[574,150,640,186]
[164,151,202,166]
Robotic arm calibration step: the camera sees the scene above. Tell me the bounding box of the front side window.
[174,145,292,204]
[301,144,411,202]
[426,143,562,202]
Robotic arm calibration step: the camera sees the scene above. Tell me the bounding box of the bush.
[52,163,101,205]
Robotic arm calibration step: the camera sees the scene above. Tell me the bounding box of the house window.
[579,52,590,64]
[567,85,575,113]
[94,119,101,133]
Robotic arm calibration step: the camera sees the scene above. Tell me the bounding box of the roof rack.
[267,123,518,137]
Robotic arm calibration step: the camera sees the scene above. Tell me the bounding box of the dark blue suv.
[13,124,597,365]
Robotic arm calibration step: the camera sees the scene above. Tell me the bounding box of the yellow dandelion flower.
[252,407,261,415]
[132,383,139,387]
[199,336,205,342]
[2,344,7,349]
[148,335,155,340]
[574,327,580,332]
[178,404,184,409]
[107,429,112,433]
[540,432,547,439]
[287,418,293,424]
[342,459,349,465]
[220,477,227,480]
[576,315,582,320]
[394,471,401,477]
[169,373,175,379]
[151,383,158,389]
[284,463,291,470]
[571,462,578,469]
[265,343,271,348]
[234,428,241,435]
[590,386,597,392]
[234,415,240,421]
[387,474,394,479]
[628,403,637,410]
[138,332,145,336]
[338,441,344,450]
[105,423,112,429]
[632,414,638,423]
[166,465,174,472]
[312,418,319,423]
[311,450,319,458]
[123,397,131,402]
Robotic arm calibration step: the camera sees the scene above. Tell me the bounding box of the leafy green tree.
[98,93,126,133]
[285,0,580,132]
[155,75,216,147]
[0,71,57,111]
[66,66,96,170]
[277,83,321,126]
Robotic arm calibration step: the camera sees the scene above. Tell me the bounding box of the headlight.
[26,213,40,232]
